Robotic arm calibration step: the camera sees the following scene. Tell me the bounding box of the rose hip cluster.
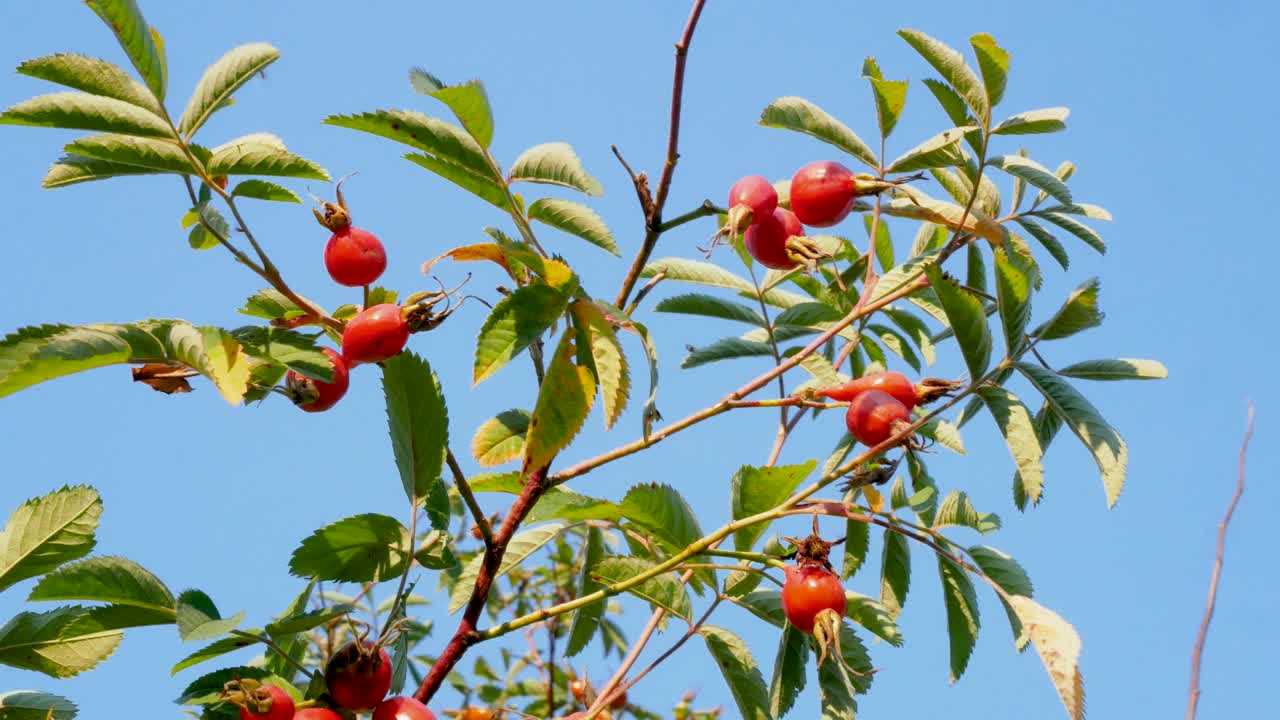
[228,641,437,720]
[284,191,412,413]
[819,371,959,447]
[726,160,865,270]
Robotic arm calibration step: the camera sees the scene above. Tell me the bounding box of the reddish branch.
[1186,401,1255,720]
[613,0,709,309]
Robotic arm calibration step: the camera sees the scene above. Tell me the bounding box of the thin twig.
[1187,400,1255,720]
[448,449,494,548]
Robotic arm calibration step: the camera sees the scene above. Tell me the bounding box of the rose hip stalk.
[744,208,827,270]
[314,182,387,287]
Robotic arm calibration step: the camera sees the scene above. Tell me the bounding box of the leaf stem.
[448,449,494,549]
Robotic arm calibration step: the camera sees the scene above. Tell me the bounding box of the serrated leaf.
[922,78,973,127]
[1040,203,1112,221]
[758,96,878,169]
[884,187,1004,243]
[571,300,630,428]
[230,326,333,382]
[28,556,173,618]
[883,308,937,366]
[0,92,173,139]
[1038,212,1106,254]
[769,625,809,717]
[474,285,569,383]
[640,257,755,293]
[1009,596,1085,720]
[17,52,160,114]
[527,198,618,255]
[0,606,122,678]
[0,690,77,719]
[409,72,494,148]
[1058,358,1167,381]
[925,265,991,380]
[288,513,410,583]
[699,626,771,720]
[933,491,1000,534]
[654,293,766,327]
[508,142,602,196]
[0,486,101,594]
[178,43,279,136]
[592,557,692,621]
[175,589,243,642]
[1034,278,1103,341]
[620,483,704,556]
[993,247,1033,354]
[886,126,974,173]
[64,134,196,174]
[969,546,1033,647]
[991,155,1071,205]
[969,33,1009,108]
[325,110,493,176]
[898,29,987,123]
[993,107,1069,135]
[230,179,300,203]
[471,409,530,467]
[916,413,966,455]
[206,140,328,180]
[265,604,354,637]
[1013,403,1061,509]
[86,0,165,100]
[403,152,510,209]
[41,153,163,188]
[566,528,606,657]
[842,517,869,581]
[681,337,774,369]
[880,530,911,616]
[448,523,567,613]
[382,352,450,529]
[167,324,252,405]
[169,632,261,674]
[522,333,596,471]
[730,463,815,552]
[977,386,1045,507]
[864,62,908,138]
[846,592,903,646]
[1015,217,1070,270]
[938,557,981,681]
[1018,362,1128,507]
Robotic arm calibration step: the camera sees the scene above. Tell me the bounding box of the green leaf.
[1009,596,1085,720]
[1038,212,1106,254]
[886,126,974,173]
[682,338,773,369]
[526,488,620,525]
[64,134,196,174]
[229,179,301,203]
[230,326,333,382]
[565,527,606,657]
[324,110,492,176]
[922,78,973,127]
[265,604,355,636]
[1017,362,1128,507]
[1040,203,1113,221]
[924,265,992,380]
[178,43,279,136]
[175,589,244,642]
[1013,403,1062,509]
[592,557,692,622]
[969,546,1033,647]
[870,323,923,372]
[699,626,771,720]
[522,333,596,471]
[169,324,252,405]
[883,308,937,366]
[169,632,261,674]
[969,33,1009,108]
[508,142,602,196]
[28,556,173,618]
[474,285,569,383]
[206,139,328,180]
[383,353,450,529]
[977,386,1045,507]
[527,198,618,255]
[732,589,786,627]
[288,513,411,583]
[175,666,282,705]
[938,557,981,681]
[655,293,766,327]
[449,522,568,613]
[0,486,101,594]
[842,517,869,580]
[0,690,77,720]
[640,257,754,293]
[769,625,809,718]
[0,606,122,678]
[993,107,1069,135]
[933,491,1000,534]
[1034,278,1103,340]
[898,29,987,123]
[758,96,878,169]
[884,187,1004,244]
[846,592,904,646]
[880,529,911,616]
[620,483,704,557]
[86,0,166,101]
[471,409,530,467]
[239,289,310,321]
[863,214,895,272]
[1014,217,1070,270]
[41,153,163,188]
[0,92,173,139]
[730,463,816,552]
[571,300,631,429]
[1058,358,1168,381]
[409,71,495,149]
[993,247,1033,354]
[17,52,160,114]
[403,152,510,209]
[863,59,908,139]
[990,155,1071,205]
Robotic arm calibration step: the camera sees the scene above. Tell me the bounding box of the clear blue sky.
[1,1,1274,718]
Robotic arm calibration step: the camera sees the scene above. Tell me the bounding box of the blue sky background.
[1,1,1275,718]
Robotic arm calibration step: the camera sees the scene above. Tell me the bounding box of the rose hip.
[791,161,856,227]
[744,207,804,270]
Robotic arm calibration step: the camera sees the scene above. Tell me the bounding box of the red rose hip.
[294,711,344,720]
[781,564,847,633]
[231,683,294,720]
[820,371,917,410]
[372,696,437,720]
[844,389,911,447]
[325,641,392,710]
[286,347,350,412]
[744,207,804,270]
[342,304,410,365]
[791,161,856,227]
[325,226,387,287]
[726,175,778,234]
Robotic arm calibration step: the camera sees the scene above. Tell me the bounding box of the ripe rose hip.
[293,711,344,720]
[790,161,856,227]
[458,708,493,720]
[820,371,918,410]
[342,304,410,365]
[744,207,804,270]
[325,226,387,287]
[286,347,350,412]
[726,175,778,233]
[372,696,437,720]
[233,684,294,720]
[325,641,392,710]
[844,389,911,447]
[781,564,847,633]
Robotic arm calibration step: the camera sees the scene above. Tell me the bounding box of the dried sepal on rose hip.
[314,179,388,288]
[221,679,295,720]
[325,639,393,711]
